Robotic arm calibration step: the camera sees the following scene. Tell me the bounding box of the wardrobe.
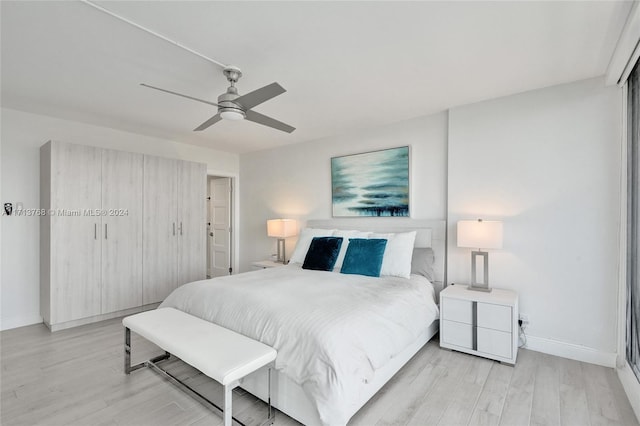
[40,141,206,331]
[142,155,207,304]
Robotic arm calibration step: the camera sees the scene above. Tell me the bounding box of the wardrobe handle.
[94,223,97,240]
[173,222,176,236]
[179,222,183,236]
[105,224,108,240]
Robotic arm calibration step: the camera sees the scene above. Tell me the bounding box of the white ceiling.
[1,1,632,153]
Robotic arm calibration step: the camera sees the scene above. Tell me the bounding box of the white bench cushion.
[123,307,276,385]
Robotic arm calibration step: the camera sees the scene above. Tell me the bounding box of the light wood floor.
[1,317,638,426]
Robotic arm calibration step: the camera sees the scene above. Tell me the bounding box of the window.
[627,62,640,380]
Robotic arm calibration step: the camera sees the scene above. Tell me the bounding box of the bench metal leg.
[225,367,274,426]
[255,367,275,426]
[124,327,169,374]
[146,359,248,426]
[268,367,272,420]
[125,327,130,374]
[224,384,233,426]
[125,327,147,374]
[263,367,275,425]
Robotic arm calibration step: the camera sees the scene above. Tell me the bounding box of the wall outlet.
[519,313,529,325]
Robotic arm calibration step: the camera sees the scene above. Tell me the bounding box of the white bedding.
[159,264,439,426]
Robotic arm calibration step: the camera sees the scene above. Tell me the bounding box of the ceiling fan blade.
[194,114,222,131]
[141,83,219,108]
[234,82,286,110]
[245,110,295,133]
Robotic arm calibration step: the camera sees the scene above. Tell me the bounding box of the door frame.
[207,170,238,275]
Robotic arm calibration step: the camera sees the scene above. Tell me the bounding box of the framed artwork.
[331,146,410,217]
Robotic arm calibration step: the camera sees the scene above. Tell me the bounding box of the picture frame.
[331,146,410,217]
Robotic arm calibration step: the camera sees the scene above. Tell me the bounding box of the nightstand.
[251,260,286,269]
[439,284,518,364]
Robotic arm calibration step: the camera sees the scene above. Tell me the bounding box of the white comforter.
[159,265,439,425]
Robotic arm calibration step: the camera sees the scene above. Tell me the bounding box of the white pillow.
[289,228,336,264]
[411,247,436,281]
[370,231,417,279]
[332,230,372,271]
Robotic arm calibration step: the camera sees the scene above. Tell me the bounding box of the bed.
[159,219,445,426]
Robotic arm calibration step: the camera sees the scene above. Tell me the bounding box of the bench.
[123,307,277,426]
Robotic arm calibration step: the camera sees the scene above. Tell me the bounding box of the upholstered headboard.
[306,219,446,293]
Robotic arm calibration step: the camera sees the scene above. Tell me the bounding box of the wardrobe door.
[143,155,178,304]
[50,142,102,323]
[101,149,143,313]
[177,160,207,286]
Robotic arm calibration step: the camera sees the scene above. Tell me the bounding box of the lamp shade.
[267,219,297,238]
[457,219,503,249]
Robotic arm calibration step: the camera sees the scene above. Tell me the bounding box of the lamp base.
[276,238,286,264]
[470,250,491,292]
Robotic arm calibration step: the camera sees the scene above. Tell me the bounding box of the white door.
[143,156,178,304]
[101,149,143,313]
[50,142,102,323]
[210,177,232,277]
[177,160,207,286]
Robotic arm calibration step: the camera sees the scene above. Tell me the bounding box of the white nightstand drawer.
[442,298,473,324]
[477,327,512,359]
[441,320,473,349]
[477,303,512,333]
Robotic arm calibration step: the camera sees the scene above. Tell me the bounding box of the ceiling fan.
[141,66,295,133]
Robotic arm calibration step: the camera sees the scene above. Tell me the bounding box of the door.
[101,149,143,313]
[143,156,178,304]
[177,160,207,286]
[50,142,102,323]
[209,177,232,277]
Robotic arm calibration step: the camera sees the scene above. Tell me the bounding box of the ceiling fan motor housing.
[218,85,246,119]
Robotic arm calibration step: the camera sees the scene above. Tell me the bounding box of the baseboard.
[46,303,160,332]
[0,314,43,331]
[618,361,640,422]
[524,334,617,368]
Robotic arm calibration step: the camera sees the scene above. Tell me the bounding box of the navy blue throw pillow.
[340,238,388,277]
[302,237,343,271]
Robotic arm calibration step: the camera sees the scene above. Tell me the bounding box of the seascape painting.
[331,146,410,217]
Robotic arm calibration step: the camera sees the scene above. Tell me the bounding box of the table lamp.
[457,219,503,292]
[267,219,297,264]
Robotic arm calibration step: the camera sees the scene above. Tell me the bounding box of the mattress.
[159,264,439,425]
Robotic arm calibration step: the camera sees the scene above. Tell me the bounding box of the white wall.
[239,112,448,272]
[0,107,239,330]
[448,77,622,365]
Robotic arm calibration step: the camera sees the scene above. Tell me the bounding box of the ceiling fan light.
[220,110,245,121]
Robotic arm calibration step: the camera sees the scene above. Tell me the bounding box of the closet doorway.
[207,176,233,278]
